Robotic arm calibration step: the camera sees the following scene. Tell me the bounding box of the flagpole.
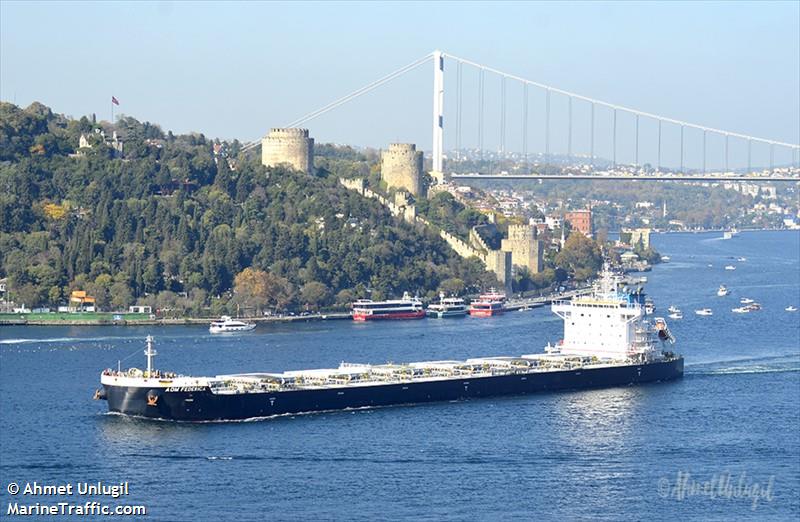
[111,97,114,124]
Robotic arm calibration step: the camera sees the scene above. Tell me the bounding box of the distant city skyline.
[1,1,798,170]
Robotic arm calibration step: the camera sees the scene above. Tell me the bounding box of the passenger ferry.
[209,316,256,333]
[427,293,467,318]
[94,265,683,422]
[352,292,424,321]
[468,289,506,317]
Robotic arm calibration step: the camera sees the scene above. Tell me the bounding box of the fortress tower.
[381,143,425,197]
[501,224,544,274]
[261,128,314,174]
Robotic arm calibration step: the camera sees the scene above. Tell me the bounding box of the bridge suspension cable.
[443,52,799,150]
[240,53,433,152]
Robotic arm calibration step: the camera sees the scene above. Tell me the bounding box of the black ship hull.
[101,357,683,422]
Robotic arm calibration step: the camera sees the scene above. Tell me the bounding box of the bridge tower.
[431,50,445,183]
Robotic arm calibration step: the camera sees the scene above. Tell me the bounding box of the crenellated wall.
[262,128,314,173]
[381,143,424,197]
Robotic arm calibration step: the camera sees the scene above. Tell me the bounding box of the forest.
[0,102,496,315]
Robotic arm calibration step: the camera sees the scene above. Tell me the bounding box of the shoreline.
[0,293,581,327]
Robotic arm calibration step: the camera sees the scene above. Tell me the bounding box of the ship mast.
[144,335,157,377]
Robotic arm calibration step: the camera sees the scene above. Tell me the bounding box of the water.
[1,231,798,520]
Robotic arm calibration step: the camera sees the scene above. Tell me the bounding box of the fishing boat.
[209,316,256,333]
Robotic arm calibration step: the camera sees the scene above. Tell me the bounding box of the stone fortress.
[261,128,314,174]
[259,127,536,293]
[501,224,544,274]
[380,143,425,197]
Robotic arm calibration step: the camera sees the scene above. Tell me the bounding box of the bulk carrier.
[95,267,683,421]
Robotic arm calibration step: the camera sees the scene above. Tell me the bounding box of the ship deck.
[204,353,672,395]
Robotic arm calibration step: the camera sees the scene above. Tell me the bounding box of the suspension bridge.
[244,50,800,183]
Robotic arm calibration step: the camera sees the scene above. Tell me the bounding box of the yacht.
[695,308,713,316]
[427,293,467,318]
[717,285,729,297]
[209,316,256,333]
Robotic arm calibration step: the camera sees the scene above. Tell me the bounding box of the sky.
[1,1,798,170]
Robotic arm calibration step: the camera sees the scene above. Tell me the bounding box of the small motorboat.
[661,256,671,262]
[731,307,750,314]
[668,311,684,320]
[209,316,257,333]
[786,306,798,312]
[737,257,747,262]
[724,265,736,271]
[667,305,680,314]
[744,303,762,312]
[740,297,754,304]
[695,308,713,316]
[717,285,729,297]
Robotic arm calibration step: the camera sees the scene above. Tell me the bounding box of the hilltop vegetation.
[0,102,495,315]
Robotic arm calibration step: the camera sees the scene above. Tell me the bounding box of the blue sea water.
[1,231,798,521]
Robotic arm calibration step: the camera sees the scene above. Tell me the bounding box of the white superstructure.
[551,265,670,362]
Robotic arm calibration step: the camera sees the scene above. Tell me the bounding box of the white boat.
[737,257,747,262]
[786,306,798,312]
[667,306,680,314]
[661,256,671,262]
[717,285,729,297]
[209,316,256,333]
[740,297,754,304]
[668,311,683,320]
[724,265,736,271]
[427,293,467,318]
[352,292,425,321]
[731,307,750,314]
[722,228,739,240]
[695,308,713,316]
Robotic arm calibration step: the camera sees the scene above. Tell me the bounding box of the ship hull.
[352,310,425,321]
[469,308,504,317]
[102,357,684,422]
[427,309,467,318]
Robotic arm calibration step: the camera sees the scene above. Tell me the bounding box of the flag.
[112,96,120,106]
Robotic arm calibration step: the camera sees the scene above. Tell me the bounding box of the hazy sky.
[2,1,798,169]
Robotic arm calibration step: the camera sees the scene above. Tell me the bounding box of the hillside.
[0,102,495,315]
